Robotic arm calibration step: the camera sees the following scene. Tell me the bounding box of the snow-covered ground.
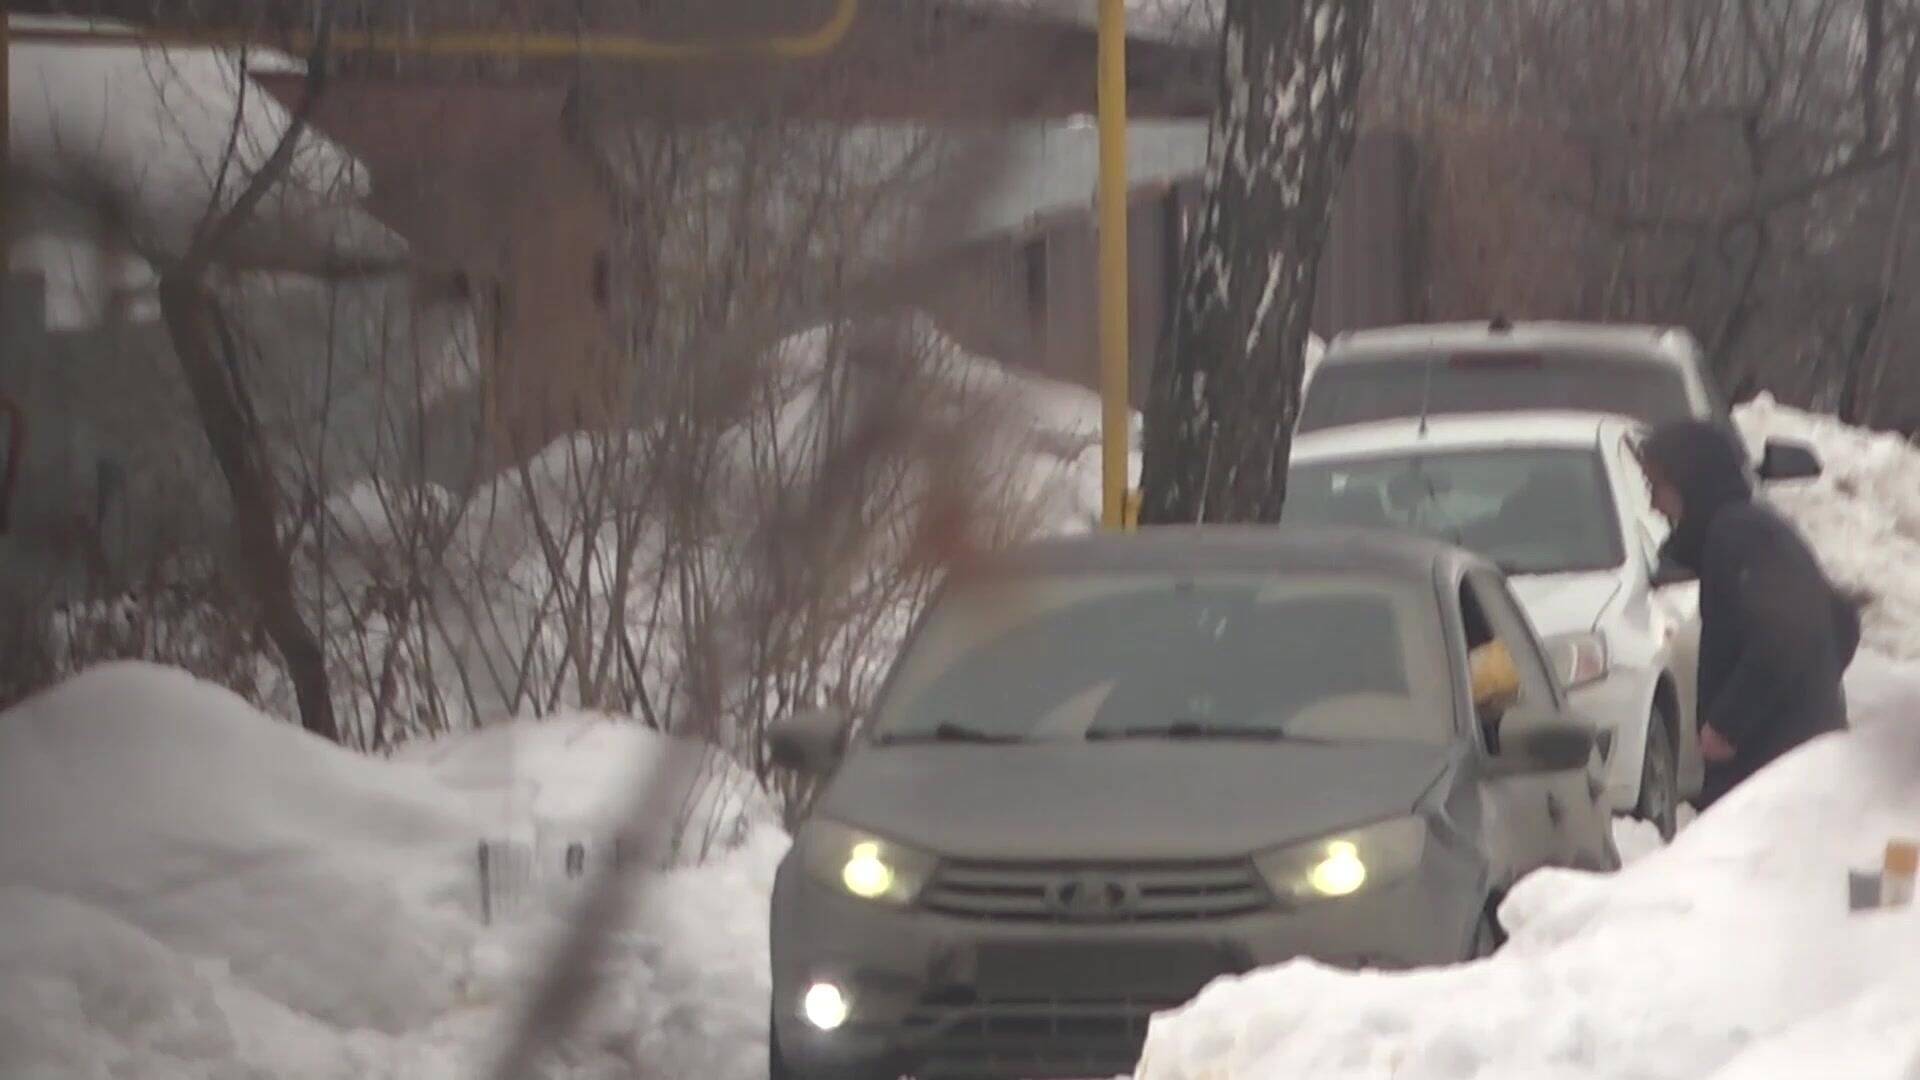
[1,391,1917,1079]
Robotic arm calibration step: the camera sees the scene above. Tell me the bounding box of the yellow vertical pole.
[1096,0,1131,531]
[3,11,11,282]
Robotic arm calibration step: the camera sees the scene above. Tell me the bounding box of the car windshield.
[1296,351,1694,433]
[1284,447,1627,575]
[868,573,1454,746]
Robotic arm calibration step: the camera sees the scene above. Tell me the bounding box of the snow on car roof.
[1290,410,1631,464]
[1322,320,1690,363]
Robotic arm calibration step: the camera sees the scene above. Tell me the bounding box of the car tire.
[1635,701,1681,842]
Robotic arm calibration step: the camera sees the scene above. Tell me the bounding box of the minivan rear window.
[1297,352,1694,434]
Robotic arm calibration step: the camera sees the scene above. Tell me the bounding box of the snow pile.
[397,712,772,867]
[314,312,1137,741]
[0,663,482,1078]
[0,661,782,1080]
[1734,395,1920,659]
[1134,657,1920,1080]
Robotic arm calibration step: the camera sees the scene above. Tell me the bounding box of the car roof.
[979,525,1472,583]
[1290,410,1638,463]
[1321,320,1693,365]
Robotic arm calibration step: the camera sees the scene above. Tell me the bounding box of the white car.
[1283,411,1701,838]
[1295,318,1825,486]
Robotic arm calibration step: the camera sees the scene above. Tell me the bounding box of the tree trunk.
[140,41,341,743]
[158,277,339,744]
[1139,0,1372,524]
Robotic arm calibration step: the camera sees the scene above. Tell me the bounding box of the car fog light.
[802,981,850,1032]
[841,842,896,899]
[1308,840,1368,897]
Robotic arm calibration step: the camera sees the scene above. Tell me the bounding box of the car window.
[869,572,1457,745]
[1296,351,1695,433]
[1463,568,1560,708]
[1285,446,1626,576]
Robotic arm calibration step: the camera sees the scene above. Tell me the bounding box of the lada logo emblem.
[1047,872,1137,919]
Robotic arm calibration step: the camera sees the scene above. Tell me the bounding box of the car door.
[1463,567,1611,873]
[1611,427,1705,795]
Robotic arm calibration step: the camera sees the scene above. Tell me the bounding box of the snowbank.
[0,661,781,1079]
[1134,657,1920,1080]
[396,712,773,866]
[1734,395,1920,659]
[0,664,480,1031]
[0,663,482,1077]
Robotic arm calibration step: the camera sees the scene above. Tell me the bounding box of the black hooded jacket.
[1641,420,1861,800]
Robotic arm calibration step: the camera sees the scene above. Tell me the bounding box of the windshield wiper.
[881,720,1022,745]
[1087,720,1292,741]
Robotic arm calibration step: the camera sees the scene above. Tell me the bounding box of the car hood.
[1507,571,1624,637]
[814,740,1455,861]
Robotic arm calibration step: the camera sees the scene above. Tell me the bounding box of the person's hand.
[1700,724,1737,763]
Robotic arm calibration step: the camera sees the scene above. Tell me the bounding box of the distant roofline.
[956,0,1220,47]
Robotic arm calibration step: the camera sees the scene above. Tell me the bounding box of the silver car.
[766,527,1618,1080]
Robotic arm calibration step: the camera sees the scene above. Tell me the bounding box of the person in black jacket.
[1634,420,1862,809]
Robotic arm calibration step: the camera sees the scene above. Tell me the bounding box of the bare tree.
[1366,0,1920,431]
[1140,0,1373,523]
[150,37,343,743]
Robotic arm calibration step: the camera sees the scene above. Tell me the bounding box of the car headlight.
[1545,630,1610,690]
[1253,816,1427,903]
[797,819,938,905]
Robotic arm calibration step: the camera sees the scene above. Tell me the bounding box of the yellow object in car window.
[1469,640,1520,708]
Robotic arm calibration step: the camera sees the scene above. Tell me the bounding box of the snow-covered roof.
[957,0,1221,45]
[7,14,405,273]
[955,119,1207,243]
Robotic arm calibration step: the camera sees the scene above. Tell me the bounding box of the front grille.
[923,858,1270,923]
[904,997,1176,1079]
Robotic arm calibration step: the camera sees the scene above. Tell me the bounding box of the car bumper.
[770,863,1482,1080]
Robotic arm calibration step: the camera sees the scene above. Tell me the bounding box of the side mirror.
[768,706,855,777]
[1757,437,1822,482]
[1649,554,1695,588]
[1489,705,1597,775]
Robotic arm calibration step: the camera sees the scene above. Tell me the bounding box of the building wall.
[924,129,1420,408]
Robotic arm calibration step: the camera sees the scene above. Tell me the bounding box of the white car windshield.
[868,573,1455,746]
[1286,447,1627,576]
